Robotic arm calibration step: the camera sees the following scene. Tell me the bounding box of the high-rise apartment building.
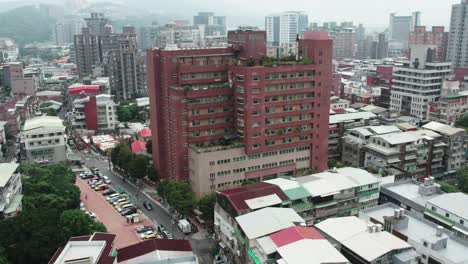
[74,27,102,78]
[409,26,448,62]
[53,18,84,45]
[265,11,309,46]
[106,27,147,99]
[330,28,357,59]
[448,0,468,68]
[390,45,451,120]
[138,23,159,50]
[147,30,332,196]
[388,12,421,57]
[193,12,226,36]
[83,12,109,36]
[155,24,204,49]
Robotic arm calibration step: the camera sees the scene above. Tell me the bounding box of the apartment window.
[445,213,450,218]
[423,242,428,247]
[253,99,260,104]
[252,111,259,116]
[252,88,260,93]
[432,206,437,212]
[252,76,260,82]
[283,138,292,143]
[460,220,464,225]
[192,120,200,126]
[208,119,216,124]
[253,144,260,149]
[208,108,215,113]
[192,109,200,115]
[252,122,260,128]
[209,161,215,166]
[236,86,244,93]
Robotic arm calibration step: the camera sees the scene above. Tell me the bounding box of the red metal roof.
[332,108,346,114]
[218,182,288,213]
[117,239,193,262]
[131,140,147,154]
[68,84,100,95]
[269,226,323,248]
[139,128,152,138]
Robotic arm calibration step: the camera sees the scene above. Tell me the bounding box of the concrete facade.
[23,116,66,164]
[447,0,468,68]
[409,26,449,62]
[147,30,333,182]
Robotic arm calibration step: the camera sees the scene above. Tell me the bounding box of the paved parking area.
[76,176,154,248]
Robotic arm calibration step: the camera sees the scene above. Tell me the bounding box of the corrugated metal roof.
[269,226,323,247]
[0,163,19,188]
[276,239,348,264]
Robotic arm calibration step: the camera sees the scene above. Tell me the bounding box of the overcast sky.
[144,0,461,30]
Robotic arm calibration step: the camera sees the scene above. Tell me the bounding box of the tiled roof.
[117,239,192,262]
[270,226,323,247]
[218,182,289,213]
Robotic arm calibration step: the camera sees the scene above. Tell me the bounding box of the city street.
[76,151,214,264]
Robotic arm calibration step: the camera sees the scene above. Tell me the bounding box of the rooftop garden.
[261,55,314,67]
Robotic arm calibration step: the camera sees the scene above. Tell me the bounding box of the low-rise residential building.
[424,193,468,241]
[422,122,466,174]
[330,96,350,109]
[214,167,380,229]
[315,216,417,264]
[248,225,349,264]
[4,62,39,96]
[0,163,22,219]
[364,129,446,179]
[428,80,468,125]
[342,125,402,167]
[360,203,468,264]
[23,116,66,164]
[71,94,117,132]
[329,111,378,161]
[379,178,443,218]
[49,232,197,264]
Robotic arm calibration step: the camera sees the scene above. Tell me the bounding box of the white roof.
[277,239,348,264]
[367,126,401,135]
[256,236,278,255]
[385,182,441,207]
[235,208,304,240]
[23,116,64,131]
[329,112,376,124]
[361,204,468,263]
[264,178,302,191]
[0,163,19,188]
[423,122,465,136]
[297,168,379,197]
[53,241,106,264]
[426,193,468,220]
[245,194,282,210]
[36,90,61,97]
[373,131,421,145]
[316,217,412,262]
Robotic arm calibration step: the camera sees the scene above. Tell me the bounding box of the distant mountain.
[0,5,54,45]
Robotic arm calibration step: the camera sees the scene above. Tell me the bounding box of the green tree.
[128,154,148,179]
[60,210,106,238]
[146,139,153,155]
[438,181,460,193]
[198,193,216,221]
[147,166,159,182]
[455,114,468,129]
[158,180,195,214]
[456,166,468,193]
[0,164,105,264]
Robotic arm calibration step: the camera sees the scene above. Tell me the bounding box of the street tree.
[198,193,216,221]
[128,154,148,179]
[60,209,106,238]
[456,166,468,193]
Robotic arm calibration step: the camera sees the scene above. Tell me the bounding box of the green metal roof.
[248,249,261,264]
[284,186,310,200]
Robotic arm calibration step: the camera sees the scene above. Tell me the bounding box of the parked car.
[117,203,134,212]
[81,173,94,179]
[91,181,104,188]
[88,179,100,185]
[80,202,85,211]
[109,196,125,203]
[94,184,108,191]
[143,201,153,211]
[162,230,173,239]
[140,230,156,239]
[86,211,96,218]
[106,193,120,201]
[113,198,128,206]
[102,176,111,184]
[121,208,137,216]
[102,189,116,196]
[91,168,100,175]
[136,226,154,233]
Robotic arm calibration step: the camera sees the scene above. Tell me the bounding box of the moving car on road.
[143,201,153,211]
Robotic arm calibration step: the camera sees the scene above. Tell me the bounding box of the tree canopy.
[455,114,468,130]
[456,166,468,193]
[198,193,216,222]
[157,180,195,215]
[116,103,147,123]
[0,164,106,264]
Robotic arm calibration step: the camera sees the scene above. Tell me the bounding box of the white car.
[86,211,96,218]
[102,176,112,184]
[80,202,85,211]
